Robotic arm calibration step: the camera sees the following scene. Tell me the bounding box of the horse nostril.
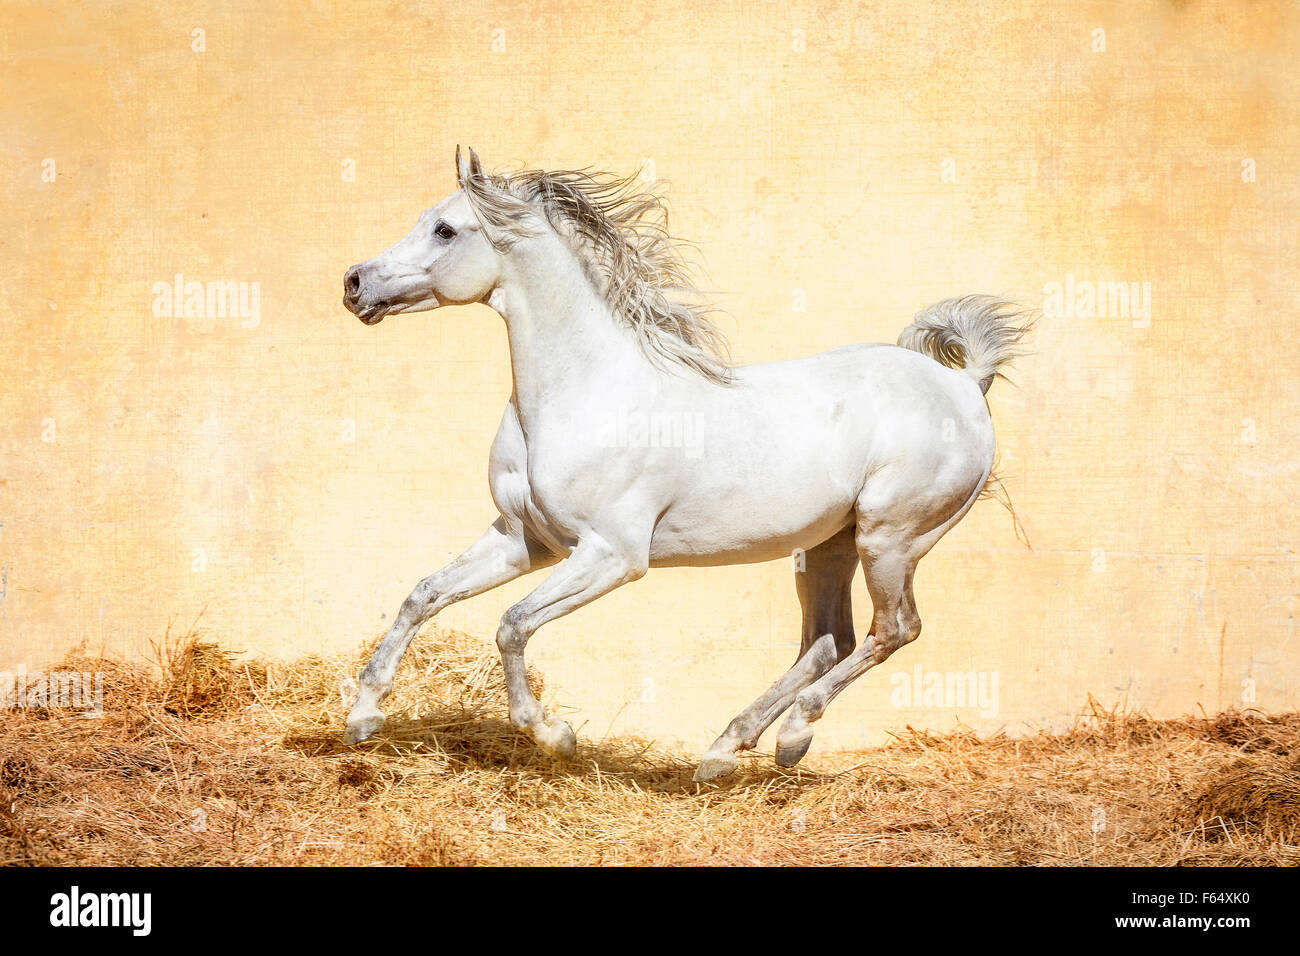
[345,269,361,298]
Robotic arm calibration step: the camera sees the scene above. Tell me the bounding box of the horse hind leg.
[774,527,924,768]
[774,455,990,768]
[694,525,858,782]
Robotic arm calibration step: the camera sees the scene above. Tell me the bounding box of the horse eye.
[434,221,457,241]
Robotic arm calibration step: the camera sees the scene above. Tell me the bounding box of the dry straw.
[2,627,1297,866]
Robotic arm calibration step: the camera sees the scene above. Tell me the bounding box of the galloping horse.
[341,147,1030,780]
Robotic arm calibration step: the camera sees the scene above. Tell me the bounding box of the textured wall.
[3,0,1297,751]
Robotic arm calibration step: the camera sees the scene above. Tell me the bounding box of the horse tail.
[898,295,1034,545]
[897,295,1034,395]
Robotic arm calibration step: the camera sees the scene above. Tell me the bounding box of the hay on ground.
[2,629,1297,866]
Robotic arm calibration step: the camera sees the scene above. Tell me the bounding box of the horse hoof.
[693,751,739,782]
[343,709,385,745]
[535,717,577,759]
[775,726,814,768]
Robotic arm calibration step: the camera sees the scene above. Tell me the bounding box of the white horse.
[341,147,1030,781]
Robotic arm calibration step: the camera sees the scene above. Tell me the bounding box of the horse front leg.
[495,534,648,759]
[343,517,551,744]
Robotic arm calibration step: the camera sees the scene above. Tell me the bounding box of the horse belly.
[648,509,856,567]
[647,431,863,567]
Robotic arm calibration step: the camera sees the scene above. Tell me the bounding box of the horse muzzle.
[343,264,389,325]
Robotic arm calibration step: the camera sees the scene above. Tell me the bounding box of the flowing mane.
[459,164,733,384]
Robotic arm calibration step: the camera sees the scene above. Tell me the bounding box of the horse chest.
[488,411,594,553]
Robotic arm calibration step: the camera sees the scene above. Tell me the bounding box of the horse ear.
[455,145,472,186]
[467,146,485,181]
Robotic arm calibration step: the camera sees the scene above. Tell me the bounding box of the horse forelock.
[461,165,733,385]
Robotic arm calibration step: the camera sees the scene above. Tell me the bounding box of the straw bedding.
[2,626,1296,866]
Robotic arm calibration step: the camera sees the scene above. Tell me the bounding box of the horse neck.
[486,233,648,432]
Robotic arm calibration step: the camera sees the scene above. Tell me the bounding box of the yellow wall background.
[3,0,1297,751]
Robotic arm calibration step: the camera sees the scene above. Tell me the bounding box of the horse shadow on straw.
[281,708,839,795]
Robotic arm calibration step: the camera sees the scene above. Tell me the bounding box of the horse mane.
[460,164,733,385]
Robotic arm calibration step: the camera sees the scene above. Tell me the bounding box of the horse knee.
[617,558,648,586]
[400,576,440,623]
[496,609,530,654]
